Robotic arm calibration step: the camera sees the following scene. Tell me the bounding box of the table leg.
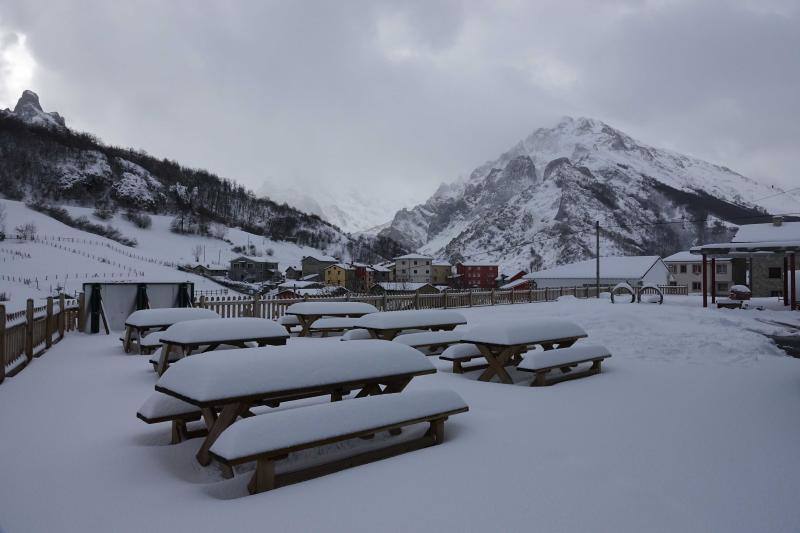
[123,327,132,353]
[476,346,514,384]
[196,403,245,466]
[157,343,174,376]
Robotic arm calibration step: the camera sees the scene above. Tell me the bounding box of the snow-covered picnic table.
[155,339,436,466]
[353,309,467,340]
[122,307,220,353]
[285,302,379,336]
[155,318,289,375]
[458,318,588,383]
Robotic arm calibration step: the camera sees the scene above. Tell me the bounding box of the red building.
[456,262,499,289]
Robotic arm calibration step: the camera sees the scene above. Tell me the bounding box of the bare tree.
[210,222,228,240]
[15,221,37,240]
[191,244,203,262]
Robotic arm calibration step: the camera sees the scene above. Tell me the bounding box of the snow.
[731,285,751,293]
[460,318,587,346]
[310,317,358,330]
[517,343,611,371]
[340,328,372,341]
[160,318,288,345]
[394,253,433,260]
[374,282,434,291]
[354,310,467,330]
[277,315,300,326]
[210,389,467,462]
[733,221,800,243]
[527,256,662,280]
[156,340,435,404]
[440,343,481,359]
[392,330,462,347]
[285,302,378,316]
[278,280,322,289]
[140,331,167,348]
[137,392,199,422]
[125,308,220,328]
[499,278,529,290]
[3,297,800,532]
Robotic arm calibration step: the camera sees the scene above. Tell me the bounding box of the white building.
[393,253,433,283]
[663,251,732,295]
[525,255,671,289]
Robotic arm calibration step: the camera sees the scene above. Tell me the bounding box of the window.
[667,265,676,273]
[716,264,727,275]
[413,260,418,266]
[413,269,418,274]
[680,265,687,273]
[692,282,701,291]
[691,265,701,274]
[768,267,782,279]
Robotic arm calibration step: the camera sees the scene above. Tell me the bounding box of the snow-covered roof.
[432,260,452,266]
[370,264,392,272]
[302,254,338,263]
[458,262,498,268]
[394,253,432,261]
[374,282,435,291]
[525,256,663,280]
[160,318,288,344]
[325,262,354,271]
[733,221,800,243]
[663,251,731,263]
[278,280,322,289]
[500,278,530,290]
[230,255,278,264]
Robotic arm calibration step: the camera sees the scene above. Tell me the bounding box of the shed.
[525,256,669,289]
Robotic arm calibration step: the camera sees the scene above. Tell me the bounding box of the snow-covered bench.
[137,331,168,355]
[353,310,468,340]
[286,302,378,337]
[716,297,743,309]
[439,343,485,373]
[155,318,289,375]
[123,308,220,353]
[309,317,359,337]
[459,319,588,383]
[155,340,437,466]
[392,330,463,354]
[209,389,468,494]
[136,392,205,444]
[340,328,372,341]
[516,344,611,386]
[610,282,635,304]
[277,314,300,333]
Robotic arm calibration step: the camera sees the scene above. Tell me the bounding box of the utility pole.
[595,221,600,298]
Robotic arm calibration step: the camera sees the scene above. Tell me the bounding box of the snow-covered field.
[0,199,337,308]
[1,297,800,532]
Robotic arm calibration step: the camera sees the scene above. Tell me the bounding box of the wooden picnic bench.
[154,340,437,467]
[155,318,289,375]
[392,330,463,355]
[457,319,588,384]
[516,344,611,386]
[286,302,378,337]
[209,389,468,494]
[353,310,467,340]
[137,392,206,444]
[122,308,219,354]
[308,317,359,337]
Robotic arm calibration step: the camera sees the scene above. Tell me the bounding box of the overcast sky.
[1,0,798,213]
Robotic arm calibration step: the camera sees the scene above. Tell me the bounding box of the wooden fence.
[1,294,82,385]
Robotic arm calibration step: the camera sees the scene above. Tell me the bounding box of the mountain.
[0,90,405,263]
[379,117,800,271]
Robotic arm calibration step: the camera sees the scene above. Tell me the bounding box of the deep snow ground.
[1,297,800,532]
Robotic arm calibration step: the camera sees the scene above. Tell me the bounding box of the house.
[351,263,373,292]
[184,263,229,277]
[456,262,499,289]
[284,266,302,280]
[663,251,732,295]
[301,254,338,278]
[393,254,433,283]
[369,282,439,295]
[499,278,533,291]
[228,256,279,282]
[275,285,348,299]
[300,273,321,282]
[369,263,393,283]
[324,263,357,290]
[431,260,453,285]
[496,270,527,287]
[525,256,670,288]
[277,280,324,291]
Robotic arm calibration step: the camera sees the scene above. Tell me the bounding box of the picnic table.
[155,339,436,466]
[285,302,378,337]
[458,318,588,384]
[123,308,220,353]
[155,318,289,375]
[353,309,467,340]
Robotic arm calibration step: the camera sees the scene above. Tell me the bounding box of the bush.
[26,201,137,247]
[93,205,115,220]
[124,210,152,229]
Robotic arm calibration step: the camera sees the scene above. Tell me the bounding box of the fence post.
[490,289,495,306]
[58,294,66,339]
[528,289,533,302]
[0,304,6,384]
[414,292,420,310]
[252,293,260,318]
[382,293,387,311]
[199,295,206,309]
[468,291,473,307]
[77,292,86,332]
[25,299,34,361]
[45,297,53,349]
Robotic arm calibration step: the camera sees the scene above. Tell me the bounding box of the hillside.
[380,117,800,271]
[0,91,404,262]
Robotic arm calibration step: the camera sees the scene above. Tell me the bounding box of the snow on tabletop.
[159,318,289,345]
[156,340,435,403]
[354,309,467,330]
[460,318,587,346]
[310,317,359,329]
[440,343,481,358]
[139,331,167,347]
[392,330,462,347]
[286,301,378,316]
[340,328,372,341]
[125,308,219,328]
[731,285,751,293]
[210,389,467,461]
[517,344,611,371]
[137,392,199,421]
[277,314,300,326]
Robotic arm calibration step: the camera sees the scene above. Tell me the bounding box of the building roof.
[302,254,338,263]
[278,280,323,289]
[325,263,355,271]
[458,262,499,268]
[525,256,663,280]
[663,251,730,263]
[370,264,392,272]
[230,255,278,264]
[732,221,800,243]
[394,254,433,261]
[432,260,452,267]
[374,282,436,291]
[500,278,530,290]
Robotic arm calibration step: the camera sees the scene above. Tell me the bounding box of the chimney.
[773,216,783,227]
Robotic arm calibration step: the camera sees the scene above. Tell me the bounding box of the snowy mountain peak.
[10,90,66,129]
